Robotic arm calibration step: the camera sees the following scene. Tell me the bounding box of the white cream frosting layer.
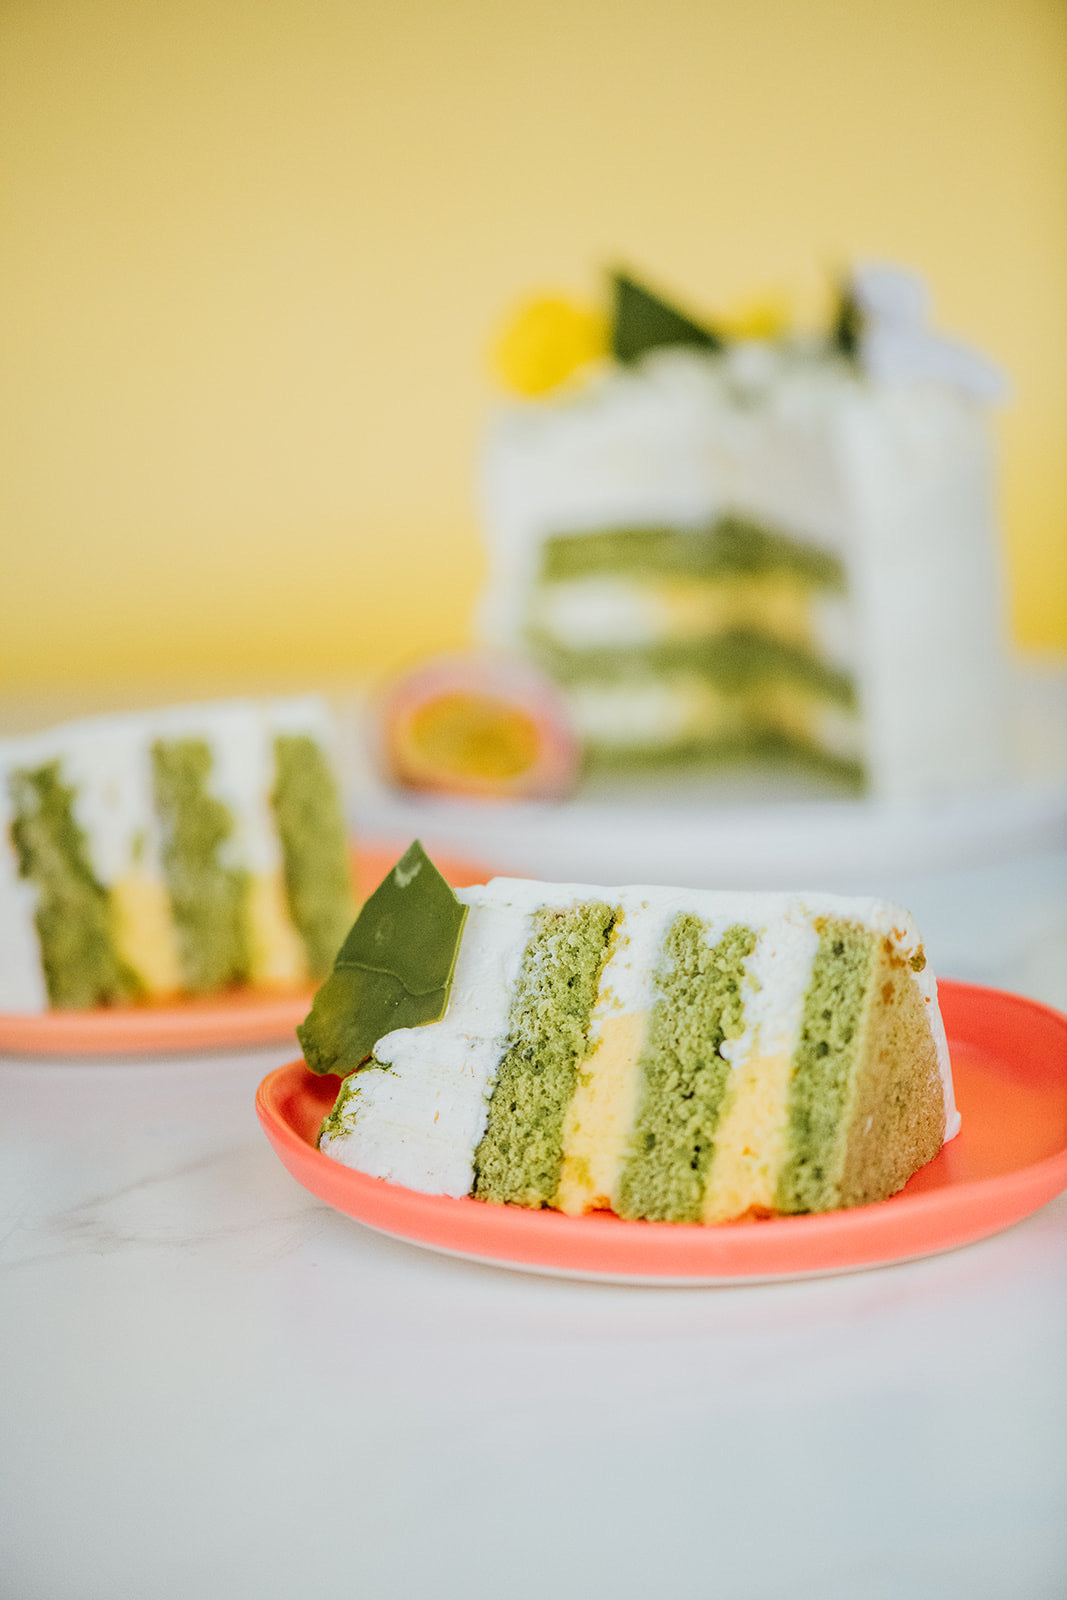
[565,675,863,762]
[0,768,48,1012]
[319,876,959,1197]
[528,572,854,673]
[320,886,538,1194]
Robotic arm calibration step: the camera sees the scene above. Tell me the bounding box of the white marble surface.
[2,852,1066,1600]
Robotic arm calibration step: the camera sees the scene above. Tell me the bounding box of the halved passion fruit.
[381,655,581,800]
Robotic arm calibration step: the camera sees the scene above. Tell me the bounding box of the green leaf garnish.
[296,840,469,1077]
[611,271,723,363]
[831,281,863,361]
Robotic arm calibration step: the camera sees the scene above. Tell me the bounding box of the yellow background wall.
[3,0,1065,701]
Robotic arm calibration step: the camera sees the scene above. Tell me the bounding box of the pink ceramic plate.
[256,981,1067,1283]
[0,844,493,1056]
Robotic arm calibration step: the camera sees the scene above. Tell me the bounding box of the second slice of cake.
[0,696,354,1011]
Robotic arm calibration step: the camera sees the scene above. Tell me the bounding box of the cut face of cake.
[310,845,958,1222]
[0,696,354,1011]
[478,268,1008,798]
[526,514,860,782]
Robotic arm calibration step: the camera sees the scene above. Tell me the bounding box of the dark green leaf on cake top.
[296,840,469,1077]
[831,282,864,362]
[611,271,723,363]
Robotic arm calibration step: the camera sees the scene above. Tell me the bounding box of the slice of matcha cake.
[0,696,353,1011]
[309,844,958,1221]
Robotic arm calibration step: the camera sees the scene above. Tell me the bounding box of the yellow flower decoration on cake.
[493,295,607,397]
[716,292,792,341]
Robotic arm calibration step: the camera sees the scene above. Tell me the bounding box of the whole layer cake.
[0,696,354,1011]
[305,844,958,1222]
[478,267,1008,797]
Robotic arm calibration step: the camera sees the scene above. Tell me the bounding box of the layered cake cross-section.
[305,844,958,1222]
[478,267,1008,797]
[0,696,354,1011]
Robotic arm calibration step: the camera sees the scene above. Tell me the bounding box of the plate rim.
[255,978,1067,1283]
[0,842,494,1057]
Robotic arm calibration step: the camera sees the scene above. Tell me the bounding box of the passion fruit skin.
[381,656,582,801]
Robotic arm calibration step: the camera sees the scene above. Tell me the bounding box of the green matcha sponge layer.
[618,917,756,1223]
[473,900,617,1207]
